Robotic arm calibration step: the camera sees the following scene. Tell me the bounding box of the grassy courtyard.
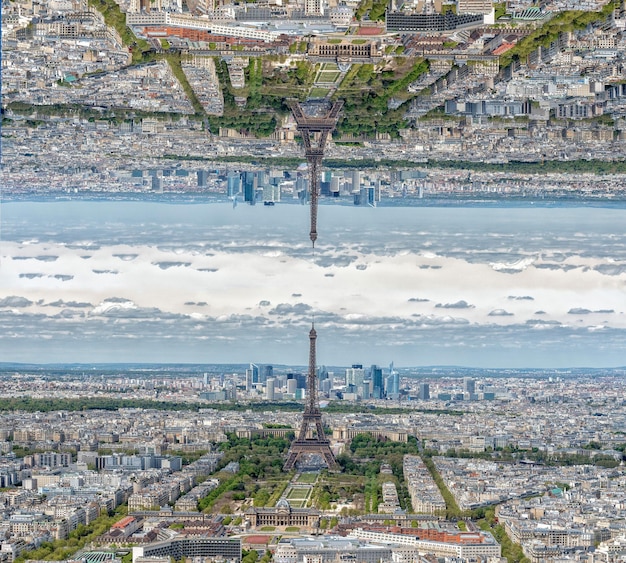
[296,473,319,484]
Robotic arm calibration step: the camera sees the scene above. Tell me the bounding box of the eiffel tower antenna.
[289,99,343,247]
[283,323,337,471]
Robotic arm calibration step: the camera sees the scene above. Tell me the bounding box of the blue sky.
[0,201,624,367]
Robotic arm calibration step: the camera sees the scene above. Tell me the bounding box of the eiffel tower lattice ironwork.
[289,100,343,247]
[283,323,338,470]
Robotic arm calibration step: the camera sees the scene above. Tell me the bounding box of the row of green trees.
[333,59,429,138]
[218,433,293,480]
[435,445,622,468]
[14,506,129,563]
[88,0,150,63]
[2,395,460,416]
[500,2,616,69]
[242,549,272,563]
[206,59,282,137]
[364,476,380,512]
[197,475,244,512]
[354,0,388,20]
[421,455,461,518]
[161,151,626,176]
[165,54,205,115]
[0,396,304,414]
[478,508,529,563]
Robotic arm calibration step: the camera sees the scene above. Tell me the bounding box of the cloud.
[47,300,92,308]
[153,261,191,270]
[34,256,59,262]
[508,295,534,301]
[408,297,430,303]
[535,264,578,272]
[90,301,189,320]
[269,303,313,316]
[488,309,514,317]
[316,255,358,268]
[259,300,271,307]
[91,299,137,316]
[53,275,74,281]
[212,313,270,326]
[435,300,474,309]
[93,269,119,275]
[408,313,471,326]
[568,308,615,315]
[53,309,81,319]
[19,273,45,279]
[113,254,138,261]
[67,244,100,250]
[0,296,33,308]
[594,264,626,276]
[490,257,535,273]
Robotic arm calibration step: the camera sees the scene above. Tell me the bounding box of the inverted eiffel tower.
[283,324,337,470]
[290,100,343,247]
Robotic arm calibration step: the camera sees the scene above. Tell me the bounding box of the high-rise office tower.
[248,363,259,384]
[386,368,400,399]
[419,382,430,400]
[294,372,307,389]
[370,365,383,399]
[241,171,258,203]
[227,172,240,197]
[318,366,329,382]
[345,364,365,388]
[151,173,163,193]
[260,365,273,385]
[266,378,275,401]
[287,378,297,395]
[197,170,209,188]
[352,170,361,192]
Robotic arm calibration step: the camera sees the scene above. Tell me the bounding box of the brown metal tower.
[283,324,337,470]
[290,100,343,247]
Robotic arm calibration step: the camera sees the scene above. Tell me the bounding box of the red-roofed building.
[492,42,514,55]
[110,516,140,537]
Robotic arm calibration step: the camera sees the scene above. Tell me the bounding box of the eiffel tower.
[289,100,343,247]
[283,323,337,471]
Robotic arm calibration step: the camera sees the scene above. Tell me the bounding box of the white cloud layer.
[0,201,625,367]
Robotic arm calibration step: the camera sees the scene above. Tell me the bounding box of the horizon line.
[0,362,624,371]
